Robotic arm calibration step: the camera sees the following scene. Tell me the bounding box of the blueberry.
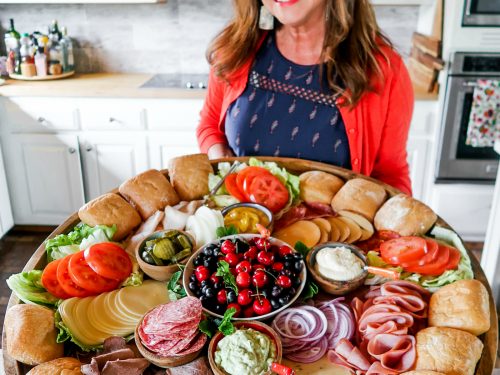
[213,282,221,290]
[203,259,212,268]
[284,254,294,261]
[201,280,209,288]
[294,261,303,272]
[271,285,282,297]
[279,295,291,306]
[281,269,292,277]
[227,290,237,304]
[194,258,202,267]
[214,304,225,314]
[189,274,197,282]
[293,277,301,287]
[261,289,270,299]
[200,295,209,304]
[288,287,296,296]
[270,298,280,310]
[284,260,294,270]
[293,253,303,261]
[201,285,208,295]
[189,281,198,291]
[203,247,213,256]
[205,288,215,298]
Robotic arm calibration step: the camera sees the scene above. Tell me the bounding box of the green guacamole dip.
[214,328,276,375]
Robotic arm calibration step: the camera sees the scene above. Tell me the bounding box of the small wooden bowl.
[136,230,194,281]
[306,242,367,295]
[183,234,307,321]
[208,321,282,375]
[134,306,204,368]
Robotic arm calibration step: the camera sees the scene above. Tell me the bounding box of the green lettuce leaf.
[6,270,60,307]
[210,195,240,208]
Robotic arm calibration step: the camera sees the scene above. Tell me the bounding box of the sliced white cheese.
[74,296,112,345]
[88,292,133,336]
[59,297,103,346]
[116,280,169,320]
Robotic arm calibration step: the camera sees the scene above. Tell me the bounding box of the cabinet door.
[80,133,149,201]
[2,134,85,225]
[406,138,430,201]
[0,141,14,237]
[148,132,199,170]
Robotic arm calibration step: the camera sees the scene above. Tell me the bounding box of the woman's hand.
[207,143,235,159]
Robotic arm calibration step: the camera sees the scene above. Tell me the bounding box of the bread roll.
[374,194,437,236]
[119,169,180,220]
[415,327,483,375]
[5,304,64,366]
[299,171,344,205]
[78,193,142,240]
[402,371,445,375]
[168,154,213,201]
[27,357,82,375]
[429,279,490,336]
[331,178,387,221]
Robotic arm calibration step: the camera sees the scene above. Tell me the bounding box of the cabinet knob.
[37,117,48,124]
[68,147,76,154]
[86,145,93,152]
[109,117,117,123]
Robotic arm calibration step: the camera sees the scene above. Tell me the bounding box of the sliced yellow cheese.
[74,296,112,345]
[116,280,169,320]
[59,297,103,346]
[88,292,133,336]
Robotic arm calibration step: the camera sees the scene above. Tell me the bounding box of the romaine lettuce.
[6,270,59,307]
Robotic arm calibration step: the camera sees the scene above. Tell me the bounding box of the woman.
[196,0,414,195]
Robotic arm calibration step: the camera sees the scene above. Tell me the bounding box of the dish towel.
[466,79,500,148]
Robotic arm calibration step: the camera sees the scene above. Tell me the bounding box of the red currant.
[278,245,293,258]
[272,262,284,272]
[225,252,239,267]
[253,297,272,315]
[221,240,236,255]
[252,270,269,288]
[277,275,292,289]
[227,303,242,317]
[255,237,271,251]
[237,289,253,306]
[257,251,274,266]
[243,305,255,318]
[217,290,227,304]
[236,260,252,273]
[194,266,210,282]
[236,271,251,288]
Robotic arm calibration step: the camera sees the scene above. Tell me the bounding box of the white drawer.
[409,101,438,137]
[3,97,79,132]
[79,99,146,130]
[145,99,204,130]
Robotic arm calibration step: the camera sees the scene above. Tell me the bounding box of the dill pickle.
[176,234,192,249]
[152,238,176,260]
[171,248,191,263]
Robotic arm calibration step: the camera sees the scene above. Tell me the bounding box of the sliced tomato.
[380,236,427,266]
[225,173,247,202]
[444,246,461,271]
[404,244,450,276]
[377,230,401,241]
[84,242,132,281]
[236,167,271,200]
[41,259,71,299]
[402,239,439,268]
[68,251,119,293]
[248,173,289,213]
[56,255,92,298]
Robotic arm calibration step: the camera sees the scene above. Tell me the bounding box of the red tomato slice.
[248,174,289,213]
[225,173,247,202]
[404,244,450,276]
[380,236,427,266]
[41,259,71,299]
[68,251,119,293]
[84,242,132,281]
[56,255,92,298]
[377,230,401,241]
[236,167,271,200]
[402,239,439,268]
[444,246,461,271]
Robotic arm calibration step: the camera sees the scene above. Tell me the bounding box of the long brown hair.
[207,0,392,106]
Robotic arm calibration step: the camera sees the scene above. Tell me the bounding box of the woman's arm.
[196,68,234,158]
[371,56,414,196]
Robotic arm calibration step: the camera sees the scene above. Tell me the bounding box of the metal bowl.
[221,203,274,233]
[306,242,368,295]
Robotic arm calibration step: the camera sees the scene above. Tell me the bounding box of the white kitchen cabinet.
[406,138,430,201]
[2,134,85,225]
[80,133,149,201]
[0,141,14,238]
[148,132,199,170]
[429,184,494,241]
[78,99,146,131]
[146,99,203,131]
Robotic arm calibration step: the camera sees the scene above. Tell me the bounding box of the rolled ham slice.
[367,334,416,373]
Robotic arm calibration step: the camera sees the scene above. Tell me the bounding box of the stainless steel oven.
[436,52,500,182]
[463,0,500,27]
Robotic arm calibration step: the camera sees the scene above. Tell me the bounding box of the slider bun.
[415,327,483,375]
[27,357,82,375]
[5,304,64,366]
[374,194,437,236]
[78,193,142,241]
[331,178,387,221]
[168,154,213,201]
[429,279,490,336]
[299,171,344,205]
[119,169,180,220]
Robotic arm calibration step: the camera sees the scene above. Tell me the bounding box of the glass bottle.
[60,27,74,72]
[49,20,62,42]
[35,46,47,77]
[4,18,21,74]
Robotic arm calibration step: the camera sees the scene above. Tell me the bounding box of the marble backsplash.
[0,1,419,74]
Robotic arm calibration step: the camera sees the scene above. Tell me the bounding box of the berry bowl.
[182,234,307,321]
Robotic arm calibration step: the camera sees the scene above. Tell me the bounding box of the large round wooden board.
[2,157,497,375]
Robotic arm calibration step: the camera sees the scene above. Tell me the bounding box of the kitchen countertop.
[0,73,438,101]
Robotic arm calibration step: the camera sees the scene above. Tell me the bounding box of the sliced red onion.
[285,336,328,363]
[316,298,355,350]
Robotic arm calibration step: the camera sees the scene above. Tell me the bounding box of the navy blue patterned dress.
[225,33,351,168]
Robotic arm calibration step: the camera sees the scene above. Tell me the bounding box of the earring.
[259,5,274,30]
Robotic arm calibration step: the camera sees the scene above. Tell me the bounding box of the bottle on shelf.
[60,27,74,73]
[4,18,21,74]
[49,20,62,43]
[48,24,63,75]
[19,33,36,77]
[34,46,47,77]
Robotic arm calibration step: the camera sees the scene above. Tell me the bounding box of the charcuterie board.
[2,157,498,375]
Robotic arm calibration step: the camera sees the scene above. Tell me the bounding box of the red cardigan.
[196,36,415,195]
